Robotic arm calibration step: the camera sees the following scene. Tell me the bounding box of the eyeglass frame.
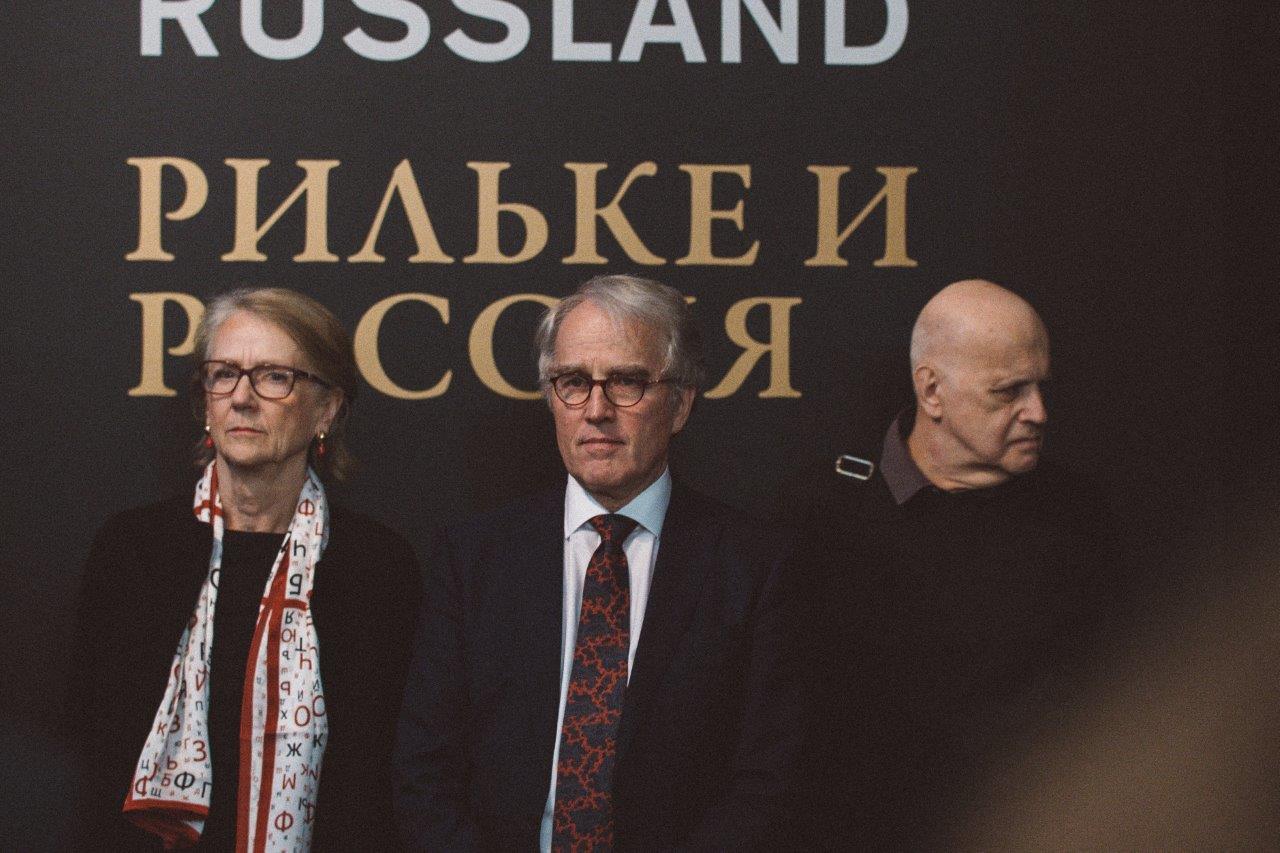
[547,371,678,408]
[199,359,332,400]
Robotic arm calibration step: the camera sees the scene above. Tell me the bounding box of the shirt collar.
[880,409,933,506]
[563,468,672,539]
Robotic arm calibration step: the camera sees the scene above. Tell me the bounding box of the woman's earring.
[316,430,327,458]
[203,424,214,448]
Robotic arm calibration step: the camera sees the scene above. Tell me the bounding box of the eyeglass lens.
[202,363,296,399]
[554,374,649,407]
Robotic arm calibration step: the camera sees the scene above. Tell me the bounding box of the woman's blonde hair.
[192,287,358,481]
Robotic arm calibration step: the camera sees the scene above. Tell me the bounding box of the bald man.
[905,279,1051,489]
[783,280,1122,850]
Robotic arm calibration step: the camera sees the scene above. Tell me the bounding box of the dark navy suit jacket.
[393,483,809,851]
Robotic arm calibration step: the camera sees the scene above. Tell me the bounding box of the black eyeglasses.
[200,360,331,400]
[548,372,675,408]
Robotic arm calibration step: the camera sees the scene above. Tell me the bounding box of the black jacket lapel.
[511,487,568,764]
[615,484,714,763]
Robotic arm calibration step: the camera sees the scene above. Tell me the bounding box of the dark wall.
[0,2,1263,847]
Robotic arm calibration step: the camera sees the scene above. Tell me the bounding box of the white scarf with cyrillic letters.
[123,462,328,851]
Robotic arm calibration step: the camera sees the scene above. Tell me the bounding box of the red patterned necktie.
[553,513,639,851]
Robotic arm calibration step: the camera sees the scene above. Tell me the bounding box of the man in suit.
[394,274,806,851]
[790,279,1122,848]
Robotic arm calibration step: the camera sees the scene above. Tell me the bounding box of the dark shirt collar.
[880,409,1038,505]
[880,409,933,506]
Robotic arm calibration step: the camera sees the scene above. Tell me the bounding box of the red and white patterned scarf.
[123,462,330,851]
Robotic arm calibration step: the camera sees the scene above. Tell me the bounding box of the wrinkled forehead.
[551,308,669,371]
[208,310,307,366]
[956,327,1051,382]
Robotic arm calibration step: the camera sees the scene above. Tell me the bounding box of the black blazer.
[393,483,809,851]
[69,496,421,851]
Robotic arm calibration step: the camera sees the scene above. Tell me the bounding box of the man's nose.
[583,383,615,421]
[1022,384,1048,424]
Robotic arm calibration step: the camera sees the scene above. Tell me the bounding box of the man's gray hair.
[909,317,929,371]
[535,275,706,390]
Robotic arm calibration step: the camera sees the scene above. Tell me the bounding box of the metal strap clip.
[834,454,875,481]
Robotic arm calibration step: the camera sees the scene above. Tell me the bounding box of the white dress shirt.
[538,469,673,852]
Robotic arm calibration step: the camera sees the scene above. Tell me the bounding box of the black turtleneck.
[195,529,282,851]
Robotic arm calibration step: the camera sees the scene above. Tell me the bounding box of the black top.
[70,498,422,852]
[196,530,282,852]
[782,419,1124,850]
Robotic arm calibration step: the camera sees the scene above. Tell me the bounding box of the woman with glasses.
[72,287,420,851]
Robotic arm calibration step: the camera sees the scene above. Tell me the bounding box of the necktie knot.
[589,513,638,547]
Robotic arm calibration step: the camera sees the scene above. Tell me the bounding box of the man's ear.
[913,364,943,419]
[670,385,696,435]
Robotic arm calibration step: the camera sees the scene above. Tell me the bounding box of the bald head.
[907,280,1051,490]
[910,279,1048,374]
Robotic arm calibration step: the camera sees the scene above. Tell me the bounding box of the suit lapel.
[615,484,713,763]
[511,487,568,748]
